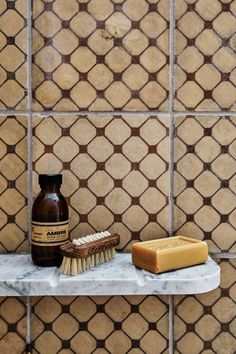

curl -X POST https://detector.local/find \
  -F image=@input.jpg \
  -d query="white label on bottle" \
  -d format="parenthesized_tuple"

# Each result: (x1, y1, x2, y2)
(32, 220, 69, 246)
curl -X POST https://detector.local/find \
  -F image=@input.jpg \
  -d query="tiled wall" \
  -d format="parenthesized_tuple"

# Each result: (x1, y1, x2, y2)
(0, 0, 235, 353)
(32, 115, 169, 249)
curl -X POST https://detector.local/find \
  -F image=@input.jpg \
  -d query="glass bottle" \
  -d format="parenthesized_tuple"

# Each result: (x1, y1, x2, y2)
(31, 174, 69, 267)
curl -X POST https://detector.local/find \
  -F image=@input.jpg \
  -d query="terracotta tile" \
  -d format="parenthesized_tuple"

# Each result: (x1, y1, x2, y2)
(89, 313, 114, 339)
(175, 0, 236, 111)
(0, 0, 28, 109)
(34, 297, 62, 322)
(174, 115, 236, 253)
(33, 332, 62, 354)
(33, 114, 169, 250)
(70, 297, 97, 322)
(32, 295, 168, 354)
(106, 331, 131, 354)
(106, 296, 131, 322)
(0, 115, 28, 252)
(32, 0, 169, 111)
(53, 314, 78, 340)
(140, 330, 167, 354)
(0, 297, 26, 354)
(174, 259, 236, 354)
(71, 332, 96, 354)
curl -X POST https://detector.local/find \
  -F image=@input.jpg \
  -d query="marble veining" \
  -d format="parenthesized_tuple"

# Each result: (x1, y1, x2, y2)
(0, 253, 220, 296)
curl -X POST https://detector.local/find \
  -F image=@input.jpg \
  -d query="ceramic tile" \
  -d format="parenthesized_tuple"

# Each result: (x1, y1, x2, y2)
(0, 0, 28, 109)
(0, 297, 27, 354)
(174, 115, 236, 253)
(174, 259, 236, 354)
(32, 0, 169, 111)
(32, 295, 168, 354)
(1, 3, 236, 354)
(0, 115, 28, 252)
(33, 114, 169, 250)
(174, 0, 236, 111)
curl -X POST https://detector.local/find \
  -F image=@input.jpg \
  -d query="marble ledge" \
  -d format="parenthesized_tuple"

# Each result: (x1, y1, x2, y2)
(0, 253, 220, 296)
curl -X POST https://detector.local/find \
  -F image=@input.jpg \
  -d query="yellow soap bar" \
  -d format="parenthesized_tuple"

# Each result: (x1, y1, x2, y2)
(132, 236, 208, 273)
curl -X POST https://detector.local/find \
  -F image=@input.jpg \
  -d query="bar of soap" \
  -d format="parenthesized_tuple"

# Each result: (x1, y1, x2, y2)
(132, 236, 208, 273)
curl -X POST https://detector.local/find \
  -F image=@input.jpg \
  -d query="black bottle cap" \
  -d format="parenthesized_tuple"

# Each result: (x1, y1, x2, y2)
(39, 174, 62, 187)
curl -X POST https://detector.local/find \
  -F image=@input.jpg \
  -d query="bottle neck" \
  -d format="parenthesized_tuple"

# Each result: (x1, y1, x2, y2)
(40, 184, 61, 193)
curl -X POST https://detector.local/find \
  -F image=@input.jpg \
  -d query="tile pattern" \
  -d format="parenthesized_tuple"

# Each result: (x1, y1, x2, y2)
(32, 295, 169, 354)
(0, 297, 27, 354)
(32, 0, 169, 111)
(175, 0, 236, 111)
(33, 114, 169, 250)
(174, 259, 236, 354)
(174, 115, 236, 253)
(0, 0, 28, 110)
(0, 116, 28, 252)
(0, 1, 236, 354)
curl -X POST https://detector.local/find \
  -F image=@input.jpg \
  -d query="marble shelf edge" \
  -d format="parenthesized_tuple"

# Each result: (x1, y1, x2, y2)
(0, 253, 220, 296)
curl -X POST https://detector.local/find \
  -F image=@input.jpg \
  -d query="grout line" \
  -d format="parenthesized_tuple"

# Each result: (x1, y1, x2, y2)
(27, 117, 32, 248)
(211, 253, 236, 259)
(173, 111, 236, 116)
(1, 110, 236, 116)
(26, 0, 33, 351)
(26, 296, 31, 351)
(168, 0, 175, 238)
(168, 1, 175, 354)
(168, 0, 175, 115)
(0, 111, 30, 115)
(32, 111, 171, 117)
(168, 295, 174, 354)
(168, 115, 174, 237)
(27, 0, 33, 250)
(28, 0, 33, 111)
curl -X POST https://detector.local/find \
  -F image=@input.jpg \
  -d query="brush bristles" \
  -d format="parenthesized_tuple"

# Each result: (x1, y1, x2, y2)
(60, 247, 116, 275)
(60, 231, 117, 276)
(71, 230, 111, 247)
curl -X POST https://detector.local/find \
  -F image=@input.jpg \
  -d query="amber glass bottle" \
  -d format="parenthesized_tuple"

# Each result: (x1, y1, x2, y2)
(31, 174, 69, 267)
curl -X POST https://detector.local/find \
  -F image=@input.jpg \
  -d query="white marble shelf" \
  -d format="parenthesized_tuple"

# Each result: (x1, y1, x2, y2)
(0, 253, 220, 296)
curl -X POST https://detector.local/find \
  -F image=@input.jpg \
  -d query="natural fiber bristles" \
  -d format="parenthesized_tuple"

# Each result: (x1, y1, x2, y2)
(72, 230, 111, 246)
(60, 247, 116, 276)
(60, 231, 117, 276)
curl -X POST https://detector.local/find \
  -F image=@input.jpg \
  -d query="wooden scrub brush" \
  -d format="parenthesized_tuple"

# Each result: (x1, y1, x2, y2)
(60, 231, 120, 276)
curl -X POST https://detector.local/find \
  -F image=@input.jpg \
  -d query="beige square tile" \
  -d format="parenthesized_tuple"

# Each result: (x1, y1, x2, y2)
(32, 295, 168, 354)
(175, 259, 236, 354)
(0, 115, 28, 252)
(174, 115, 236, 253)
(175, 0, 236, 111)
(0, 297, 26, 354)
(33, 114, 169, 250)
(32, 0, 169, 111)
(0, 0, 28, 109)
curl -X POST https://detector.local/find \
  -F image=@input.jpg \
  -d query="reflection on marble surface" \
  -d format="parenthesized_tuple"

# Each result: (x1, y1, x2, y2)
(0, 253, 220, 296)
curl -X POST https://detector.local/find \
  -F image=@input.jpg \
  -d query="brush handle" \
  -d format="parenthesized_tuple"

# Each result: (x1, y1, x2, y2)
(60, 233, 120, 258)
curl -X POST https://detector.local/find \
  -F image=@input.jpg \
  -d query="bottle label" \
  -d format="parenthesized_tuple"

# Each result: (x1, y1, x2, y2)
(32, 220, 69, 246)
